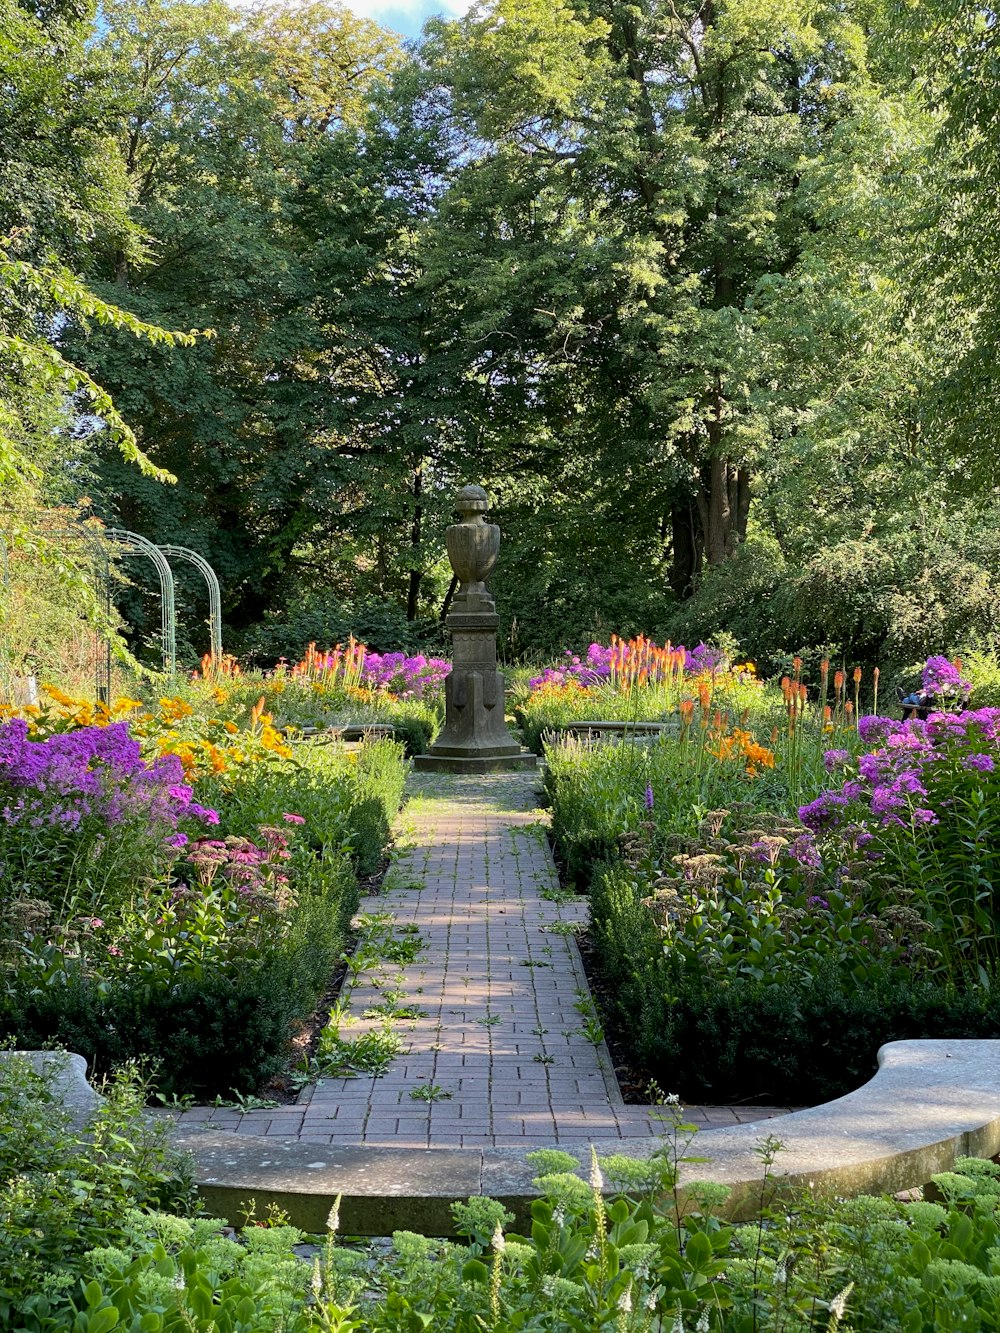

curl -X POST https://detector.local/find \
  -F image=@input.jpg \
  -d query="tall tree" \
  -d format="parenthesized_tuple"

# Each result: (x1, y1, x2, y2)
(413, 0, 896, 597)
(75, 0, 405, 642)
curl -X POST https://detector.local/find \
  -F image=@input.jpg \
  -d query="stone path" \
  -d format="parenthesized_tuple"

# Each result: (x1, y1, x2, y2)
(168, 772, 794, 1146)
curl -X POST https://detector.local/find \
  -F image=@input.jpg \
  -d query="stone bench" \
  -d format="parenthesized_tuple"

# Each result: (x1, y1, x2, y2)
(555, 720, 678, 744)
(14, 1040, 1000, 1234)
(284, 724, 397, 743)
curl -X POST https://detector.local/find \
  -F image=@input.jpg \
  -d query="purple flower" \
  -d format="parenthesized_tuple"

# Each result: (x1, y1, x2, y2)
(799, 789, 852, 832)
(807, 896, 830, 910)
(922, 655, 971, 700)
(823, 749, 850, 772)
(644, 784, 654, 812)
(858, 715, 903, 746)
(790, 833, 822, 870)
(963, 753, 995, 773)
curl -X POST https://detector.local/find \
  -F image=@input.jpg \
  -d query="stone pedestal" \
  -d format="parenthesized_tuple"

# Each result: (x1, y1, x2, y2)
(414, 486, 535, 774)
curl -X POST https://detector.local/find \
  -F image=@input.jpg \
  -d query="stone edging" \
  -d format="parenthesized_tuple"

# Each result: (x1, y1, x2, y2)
(13, 1041, 999, 1234)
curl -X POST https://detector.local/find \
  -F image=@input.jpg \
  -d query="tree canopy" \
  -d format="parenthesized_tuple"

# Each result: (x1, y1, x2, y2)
(3, 0, 999, 671)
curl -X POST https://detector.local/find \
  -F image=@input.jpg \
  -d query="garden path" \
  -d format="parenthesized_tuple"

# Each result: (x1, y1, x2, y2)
(170, 771, 794, 1146)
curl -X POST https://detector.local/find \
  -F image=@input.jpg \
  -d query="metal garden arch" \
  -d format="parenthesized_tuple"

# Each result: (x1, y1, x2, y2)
(107, 528, 176, 677)
(158, 544, 223, 662)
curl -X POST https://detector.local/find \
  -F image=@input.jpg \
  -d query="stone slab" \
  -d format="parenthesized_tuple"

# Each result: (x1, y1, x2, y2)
(413, 753, 537, 773)
(0, 1050, 100, 1129)
(16, 1039, 1000, 1235)
(173, 1131, 484, 1234)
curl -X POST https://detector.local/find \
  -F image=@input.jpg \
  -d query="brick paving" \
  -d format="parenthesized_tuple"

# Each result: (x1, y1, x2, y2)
(167, 770, 796, 1146)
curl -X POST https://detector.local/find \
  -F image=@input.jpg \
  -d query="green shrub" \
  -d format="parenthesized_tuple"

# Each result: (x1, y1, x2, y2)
(589, 860, 1000, 1104)
(0, 1052, 195, 1325)
(28, 1142, 1000, 1332)
(195, 736, 407, 877)
(238, 594, 440, 664)
(2, 853, 358, 1098)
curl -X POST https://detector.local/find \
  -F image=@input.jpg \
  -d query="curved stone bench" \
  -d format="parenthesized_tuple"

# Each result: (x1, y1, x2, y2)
(13, 1040, 1000, 1233)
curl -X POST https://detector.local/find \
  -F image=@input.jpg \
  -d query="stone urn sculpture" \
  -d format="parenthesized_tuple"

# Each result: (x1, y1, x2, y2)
(414, 485, 535, 773)
(445, 485, 499, 612)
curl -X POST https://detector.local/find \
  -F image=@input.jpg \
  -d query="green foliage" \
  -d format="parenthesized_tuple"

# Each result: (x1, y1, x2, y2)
(0, 1052, 196, 1323)
(239, 596, 438, 664)
(4, 866, 355, 1098)
(1, 736, 406, 1096)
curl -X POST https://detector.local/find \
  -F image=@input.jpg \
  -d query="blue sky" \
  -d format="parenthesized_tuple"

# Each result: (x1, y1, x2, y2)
(339, 0, 472, 41)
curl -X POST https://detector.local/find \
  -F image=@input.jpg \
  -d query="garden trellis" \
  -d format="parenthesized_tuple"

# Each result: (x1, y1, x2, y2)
(1, 524, 225, 696)
(158, 544, 223, 662)
(107, 528, 177, 678)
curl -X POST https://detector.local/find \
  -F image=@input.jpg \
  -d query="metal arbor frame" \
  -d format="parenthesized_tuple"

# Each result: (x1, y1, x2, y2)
(107, 528, 176, 677)
(159, 544, 223, 662)
(1, 526, 225, 696)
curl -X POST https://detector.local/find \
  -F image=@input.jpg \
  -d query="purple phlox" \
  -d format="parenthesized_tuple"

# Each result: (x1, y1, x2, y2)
(857, 715, 903, 746)
(360, 652, 450, 699)
(963, 753, 995, 773)
(790, 832, 822, 870)
(0, 718, 201, 837)
(822, 749, 850, 773)
(921, 655, 972, 700)
(798, 789, 853, 832)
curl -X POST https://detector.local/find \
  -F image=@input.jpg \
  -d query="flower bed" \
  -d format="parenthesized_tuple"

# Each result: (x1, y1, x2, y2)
(0, 699, 407, 1097)
(545, 652, 1000, 1102)
(515, 636, 771, 754)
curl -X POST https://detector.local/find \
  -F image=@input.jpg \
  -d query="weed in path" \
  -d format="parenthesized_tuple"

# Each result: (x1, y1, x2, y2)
(212, 1091, 279, 1113)
(363, 1002, 428, 1021)
(409, 1084, 453, 1102)
(475, 1015, 502, 1027)
(540, 885, 576, 904)
(294, 1005, 404, 1083)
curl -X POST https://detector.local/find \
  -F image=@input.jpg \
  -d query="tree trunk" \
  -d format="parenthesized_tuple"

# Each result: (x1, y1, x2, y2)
(670, 505, 701, 598)
(406, 456, 423, 621)
(695, 457, 751, 568)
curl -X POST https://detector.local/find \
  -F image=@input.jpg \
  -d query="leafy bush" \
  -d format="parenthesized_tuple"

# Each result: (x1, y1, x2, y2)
(667, 523, 1000, 677)
(238, 595, 439, 664)
(3, 846, 358, 1096)
(21, 1130, 1000, 1332)
(195, 737, 406, 877)
(589, 842, 1000, 1105)
(0, 1052, 195, 1326)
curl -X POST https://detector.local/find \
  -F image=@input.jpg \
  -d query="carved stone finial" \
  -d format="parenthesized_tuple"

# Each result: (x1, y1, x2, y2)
(455, 484, 489, 520)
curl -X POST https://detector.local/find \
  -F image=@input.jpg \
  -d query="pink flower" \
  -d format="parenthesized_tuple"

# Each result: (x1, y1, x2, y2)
(282, 812, 306, 825)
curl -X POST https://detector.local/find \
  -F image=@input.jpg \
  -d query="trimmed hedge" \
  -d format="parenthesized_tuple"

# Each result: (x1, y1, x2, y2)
(590, 862, 1000, 1104)
(3, 858, 359, 1098)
